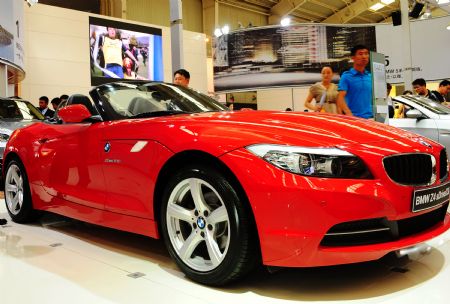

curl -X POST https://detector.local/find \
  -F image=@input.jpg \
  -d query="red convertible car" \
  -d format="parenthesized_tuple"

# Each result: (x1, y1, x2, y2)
(3, 81, 450, 285)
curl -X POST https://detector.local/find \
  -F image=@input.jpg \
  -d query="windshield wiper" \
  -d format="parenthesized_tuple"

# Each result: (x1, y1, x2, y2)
(130, 110, 190, 119)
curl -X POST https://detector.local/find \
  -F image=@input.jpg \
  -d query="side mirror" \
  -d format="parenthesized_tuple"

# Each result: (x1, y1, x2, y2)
(58, 104, 92, 123)
(405, 109, 424, 119)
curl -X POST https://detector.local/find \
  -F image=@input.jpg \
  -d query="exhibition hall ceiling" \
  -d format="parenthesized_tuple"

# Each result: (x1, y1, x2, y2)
(31, 0, 450, 26)
(220, 0, 450, 24)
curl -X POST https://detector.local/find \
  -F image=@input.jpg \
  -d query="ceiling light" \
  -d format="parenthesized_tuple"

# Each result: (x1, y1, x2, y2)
(221, 25, 230, 35)
(369, 3, 385, 11)
(447, 23, 450, 30)
(214, 28, 222, 37)
(280, 17, 291, 26)
(381, 0, 395, 4)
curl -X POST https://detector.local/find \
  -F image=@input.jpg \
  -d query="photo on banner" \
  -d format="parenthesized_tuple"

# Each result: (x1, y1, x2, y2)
(89, 16, 164, 86)
(213, 24, 376, 92)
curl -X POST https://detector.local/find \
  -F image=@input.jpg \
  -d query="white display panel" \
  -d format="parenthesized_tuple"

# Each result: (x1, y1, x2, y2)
(376, 16, 450, 83)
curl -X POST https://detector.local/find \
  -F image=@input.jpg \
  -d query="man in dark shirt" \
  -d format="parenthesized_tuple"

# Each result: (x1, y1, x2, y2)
(38, 96, 55, 118)
(437, 80, 449, 103)
(412, 78, 442, 102)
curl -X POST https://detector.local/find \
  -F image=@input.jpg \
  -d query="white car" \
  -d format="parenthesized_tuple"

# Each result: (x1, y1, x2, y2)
(0, 98, 44, 172)
(389, 95, 450, 151)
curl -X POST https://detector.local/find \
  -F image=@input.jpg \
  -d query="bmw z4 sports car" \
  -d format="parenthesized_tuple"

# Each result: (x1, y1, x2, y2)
(3, 81, 450, 286)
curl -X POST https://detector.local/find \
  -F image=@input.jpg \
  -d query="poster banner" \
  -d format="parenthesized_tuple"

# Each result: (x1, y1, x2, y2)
(213, 24, 376, 92)
(0, 0, 25, 69)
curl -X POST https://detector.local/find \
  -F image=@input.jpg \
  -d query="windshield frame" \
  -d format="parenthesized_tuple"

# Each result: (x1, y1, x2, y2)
(394, 95, 450, 115)
(0, 98, 44, 120)
(90, 81, 228, 121)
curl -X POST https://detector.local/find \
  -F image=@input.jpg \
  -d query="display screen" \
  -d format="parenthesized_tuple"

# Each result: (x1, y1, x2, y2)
(89, 16, 163, 86)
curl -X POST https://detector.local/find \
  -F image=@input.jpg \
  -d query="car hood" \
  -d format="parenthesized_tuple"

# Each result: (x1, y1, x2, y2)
(0, 120, 38, 135)
(124, 111, 434, 155)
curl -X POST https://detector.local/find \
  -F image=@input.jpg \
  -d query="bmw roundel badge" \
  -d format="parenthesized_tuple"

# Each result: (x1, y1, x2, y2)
(104, 142, 111, 152)
(419, 139, 432, 148)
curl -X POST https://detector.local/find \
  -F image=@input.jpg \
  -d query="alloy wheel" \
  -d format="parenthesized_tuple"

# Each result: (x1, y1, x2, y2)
(5, 164, 24, 215)
(166, 177, 231, 272)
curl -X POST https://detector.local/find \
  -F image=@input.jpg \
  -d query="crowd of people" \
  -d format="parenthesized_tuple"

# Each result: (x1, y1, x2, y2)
(37, 94, 68, 119)
(302, 44, 449, 119)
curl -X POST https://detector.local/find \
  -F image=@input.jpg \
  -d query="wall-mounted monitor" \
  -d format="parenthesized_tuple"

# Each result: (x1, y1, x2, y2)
(89, 16, 163, 86)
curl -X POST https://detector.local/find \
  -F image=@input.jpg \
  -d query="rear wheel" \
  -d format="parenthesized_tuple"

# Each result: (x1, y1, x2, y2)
(4, 160, 38, 223)
(160, 165, 258, 285)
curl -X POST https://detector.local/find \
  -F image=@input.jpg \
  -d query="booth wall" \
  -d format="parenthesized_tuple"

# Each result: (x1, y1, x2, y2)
(376, 15, 450, 83)
(257, 87, 309, 112)
(21, 3, 207, 104)
(126, 0, 203, 33)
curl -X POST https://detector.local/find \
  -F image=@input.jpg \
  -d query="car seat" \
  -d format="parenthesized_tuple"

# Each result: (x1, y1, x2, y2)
(128, 97, 163, 115)
(67, 94, 99, 116)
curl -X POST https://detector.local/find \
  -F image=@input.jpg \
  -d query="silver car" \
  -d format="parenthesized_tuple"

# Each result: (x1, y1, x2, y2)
(389, 95, 450, 151)
(0, 98, 44, 171)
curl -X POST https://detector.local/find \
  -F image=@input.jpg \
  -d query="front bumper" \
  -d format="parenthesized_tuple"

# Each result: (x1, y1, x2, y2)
(220, 149, 450, 267)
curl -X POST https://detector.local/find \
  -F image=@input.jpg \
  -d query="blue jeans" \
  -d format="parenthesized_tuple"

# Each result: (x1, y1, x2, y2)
(105, 64, 124, 78)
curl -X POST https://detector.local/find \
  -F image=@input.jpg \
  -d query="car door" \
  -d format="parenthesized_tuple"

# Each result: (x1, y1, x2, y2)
(100, 121, 173, 219)
(37, 121, 106, 209)
(389, 102, 439, 143)
(435, 116, 450, 152)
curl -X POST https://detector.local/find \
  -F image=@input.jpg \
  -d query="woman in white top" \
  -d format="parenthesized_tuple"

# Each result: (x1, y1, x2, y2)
(304, 66, 339, 113)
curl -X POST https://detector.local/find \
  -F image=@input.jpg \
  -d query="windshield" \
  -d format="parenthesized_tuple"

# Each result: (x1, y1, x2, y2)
(399, 95, 450, 115)
(0, 99, 44, 120)
(96, 82, 228, 118)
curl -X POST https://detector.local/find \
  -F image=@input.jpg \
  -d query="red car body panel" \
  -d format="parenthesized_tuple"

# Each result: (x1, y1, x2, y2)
(4, 110, 450, 267)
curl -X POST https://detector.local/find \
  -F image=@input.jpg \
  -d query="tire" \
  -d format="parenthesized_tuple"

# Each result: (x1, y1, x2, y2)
(160, 165, 258, 286)
(4, 159, 39, 223)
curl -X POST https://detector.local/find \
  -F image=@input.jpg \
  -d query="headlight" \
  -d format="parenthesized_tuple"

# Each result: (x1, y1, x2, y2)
(0, 133, 10, 142)
(246, 144, 372, 179)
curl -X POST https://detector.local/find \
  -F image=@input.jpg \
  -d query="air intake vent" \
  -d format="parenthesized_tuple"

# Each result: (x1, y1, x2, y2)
(321, 203, 448, 247)
(383, 154, 433, 186)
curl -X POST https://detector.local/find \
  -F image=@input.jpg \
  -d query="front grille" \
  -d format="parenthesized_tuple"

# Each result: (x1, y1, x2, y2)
(320, 203, 448, 247)
(440, 149, 448, 181)
(383, 154, 433, 185)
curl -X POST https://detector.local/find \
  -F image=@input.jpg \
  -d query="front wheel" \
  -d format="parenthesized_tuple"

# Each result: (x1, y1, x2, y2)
(4, 159, 39, 223)
(160, 165, 258, 285)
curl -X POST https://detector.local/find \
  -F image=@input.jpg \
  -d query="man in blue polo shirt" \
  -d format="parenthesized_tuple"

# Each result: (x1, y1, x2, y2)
(337, 45, 373, 119)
